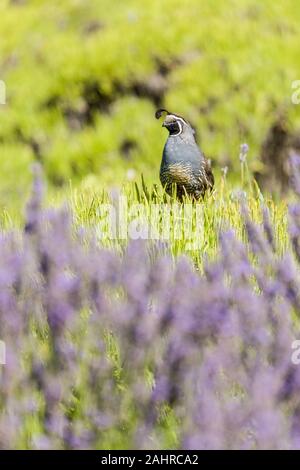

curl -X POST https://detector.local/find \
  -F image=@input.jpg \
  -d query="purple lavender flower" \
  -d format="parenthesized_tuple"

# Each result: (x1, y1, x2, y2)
(2, 164, 300, 450)
(239, 143, 249, 163)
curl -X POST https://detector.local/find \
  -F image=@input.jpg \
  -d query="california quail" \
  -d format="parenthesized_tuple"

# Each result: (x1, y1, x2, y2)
(155, 109, 214, 201)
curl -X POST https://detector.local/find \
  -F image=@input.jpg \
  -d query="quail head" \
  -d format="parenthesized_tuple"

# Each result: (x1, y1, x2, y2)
(155, 109, 214, 201)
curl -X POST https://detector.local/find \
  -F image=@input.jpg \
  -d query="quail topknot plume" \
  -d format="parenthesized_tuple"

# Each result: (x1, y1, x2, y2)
(155, 109, 214, 201)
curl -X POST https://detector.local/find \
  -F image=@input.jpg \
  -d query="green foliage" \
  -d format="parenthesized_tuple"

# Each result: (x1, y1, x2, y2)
(1, 0, 300, 210)
(1, 1, 300, 448)
(66, 171, 288, 267)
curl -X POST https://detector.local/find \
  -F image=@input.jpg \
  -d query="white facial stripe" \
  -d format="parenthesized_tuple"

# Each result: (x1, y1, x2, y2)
(168, 115, 186, 126)
(168, 115, 186, 136)
(172, 120, 183, 136)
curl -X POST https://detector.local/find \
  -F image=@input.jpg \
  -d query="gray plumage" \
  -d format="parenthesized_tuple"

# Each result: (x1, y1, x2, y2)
(155, 109, 214, 200)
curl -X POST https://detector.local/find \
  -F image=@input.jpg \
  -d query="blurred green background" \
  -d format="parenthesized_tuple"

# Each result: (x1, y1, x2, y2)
(1, 0, 300, 210)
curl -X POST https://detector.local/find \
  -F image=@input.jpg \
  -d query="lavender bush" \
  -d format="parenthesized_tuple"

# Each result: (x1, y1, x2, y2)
(1, 165, 300, 449)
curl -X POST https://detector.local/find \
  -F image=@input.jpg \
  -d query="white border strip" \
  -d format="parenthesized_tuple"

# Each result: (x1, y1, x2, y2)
(0, 80, 6, 105)
(0, 340, 6, 365)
